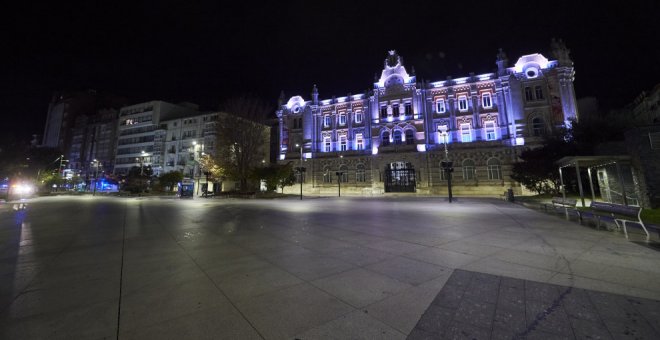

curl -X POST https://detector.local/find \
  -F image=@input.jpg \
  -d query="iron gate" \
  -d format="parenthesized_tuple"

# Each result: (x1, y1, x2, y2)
(384, 162, 416, 192)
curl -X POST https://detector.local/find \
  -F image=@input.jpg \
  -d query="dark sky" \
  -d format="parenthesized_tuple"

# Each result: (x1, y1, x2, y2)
(3, 1, 659, 142)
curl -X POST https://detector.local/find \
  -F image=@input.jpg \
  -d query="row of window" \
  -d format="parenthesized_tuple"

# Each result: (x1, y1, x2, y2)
(380, 102, 413, 118)
(435, 92, 493, 114)
(441, 158, 502, 180)
(381, 130, 415, 146)
(323, 133, 365, 152)
(323, 111, 363, 127)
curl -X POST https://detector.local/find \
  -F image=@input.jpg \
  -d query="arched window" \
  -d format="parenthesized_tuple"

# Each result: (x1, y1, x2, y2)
(532, 117, 545, 136)
(405, 129, 414, 145)
(356, 163, 366, 182)
(338, 164, 348, 183)
(462, 159, 475, 180)
(382, 131, 390, 146)
(393, 130, 402, 145)
(323, 166, 332, 183)
(487, 158, 501, 180)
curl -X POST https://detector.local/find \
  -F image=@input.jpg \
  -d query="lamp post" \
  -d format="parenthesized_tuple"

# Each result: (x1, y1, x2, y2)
(295, 143, 305, 200)
(335, 171, 344, 197)
(139, 151, 149, 176)
(91, 159, 100, 196)
(440, 131, 454, 203)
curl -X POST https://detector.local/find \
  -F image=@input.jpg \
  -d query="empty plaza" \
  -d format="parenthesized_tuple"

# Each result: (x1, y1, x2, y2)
(1, 196, 659, 339)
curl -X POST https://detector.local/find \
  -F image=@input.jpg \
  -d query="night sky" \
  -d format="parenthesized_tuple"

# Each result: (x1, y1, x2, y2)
(3, 1, 659, 142)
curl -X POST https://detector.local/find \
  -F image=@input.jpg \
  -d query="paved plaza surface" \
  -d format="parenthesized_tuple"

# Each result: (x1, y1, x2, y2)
(1, 196, 659, 339)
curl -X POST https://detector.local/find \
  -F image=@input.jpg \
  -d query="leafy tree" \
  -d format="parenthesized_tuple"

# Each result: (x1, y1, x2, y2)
(199, 154, 224, 181)
(158, 171, 184, 191)
(511, 128, 577, 195)
(277, 163, 296, 193)
(122, 165, 153, 193)
(251, 163, 295, 192)
(215, 95, 272, 191)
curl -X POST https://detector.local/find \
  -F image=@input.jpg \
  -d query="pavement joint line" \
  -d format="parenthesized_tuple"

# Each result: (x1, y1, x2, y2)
(148, 201, 268, 340)
(115, 200, 128, 340)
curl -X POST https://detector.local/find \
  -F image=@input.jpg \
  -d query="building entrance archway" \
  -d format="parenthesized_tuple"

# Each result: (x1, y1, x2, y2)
(384, 161, 416, 192)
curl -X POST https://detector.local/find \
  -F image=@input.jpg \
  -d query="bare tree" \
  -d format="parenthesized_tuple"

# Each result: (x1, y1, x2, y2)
(215, 95, 271, 191)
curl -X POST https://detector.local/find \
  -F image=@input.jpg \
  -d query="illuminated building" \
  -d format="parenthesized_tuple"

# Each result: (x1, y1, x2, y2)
(276, 40, 578, 195)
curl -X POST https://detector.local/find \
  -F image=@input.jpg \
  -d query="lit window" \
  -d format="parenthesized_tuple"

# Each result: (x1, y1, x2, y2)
(324, 115, 331, 127)
(487, 158, 502, 180)
(484, 121, 497, 141)
(525, 87, 533, 101)
(355, 111, 363, 123)
(339, 165, 348, 183)
(324, 137, 331, 152)
(437, 125, 449, 144)
(404, 103, 412, 116)
(462, 159, 475, 180)
(356, 164, 366, 182)
(382, 131, 390, 146)
(393, 130, 402, 145)
(356, 133, 364, 150)
(380, 105, 388, 118)
(458, 96, 468, 111)
(482, 93, 492, 108)
(535, 86, 544, 100)
(436, 99, 446, 113)
(339, 114, 346, 126)
(532, 117, 545, 136)
(392, 104, 400, 116)
(340, 135, 347, 151)
(323, 167, 332, 183)
(460, 123, 471, 142)
(405, 130, 414, 145)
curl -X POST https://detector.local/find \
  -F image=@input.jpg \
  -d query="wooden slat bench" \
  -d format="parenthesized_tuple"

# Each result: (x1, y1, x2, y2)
(551, 197, 577, 208)
(586, 202, 649, 240)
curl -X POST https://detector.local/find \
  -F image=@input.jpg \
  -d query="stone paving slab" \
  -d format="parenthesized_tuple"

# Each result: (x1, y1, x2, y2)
(408, 269, 660, 339)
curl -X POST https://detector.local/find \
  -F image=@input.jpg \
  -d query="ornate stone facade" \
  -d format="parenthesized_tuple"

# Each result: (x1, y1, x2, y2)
(277, 43, 578, 196)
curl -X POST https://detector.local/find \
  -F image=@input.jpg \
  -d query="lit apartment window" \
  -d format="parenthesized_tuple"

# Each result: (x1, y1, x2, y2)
(324, 137, 331, 152)
(356, 133, 364, 150)
(340, 135, 347, 151)
(484, 121, 497, 141)
(458, 96, 468, 111)
(380, 105, 388, 118)
(535, 86, 544, 100)
(339, 114, 346, 126)
(324, 115, 331, 127)
(462, 159, 475, 180)
(487, 158, 502, 180)
(355, 111, 363, 123)
(460, 123, 472, 142)
(436, 99, 446, 113)
(482, 93, 492, 108)
(525, 87, 533, 101)
(404, 103, 412, 116)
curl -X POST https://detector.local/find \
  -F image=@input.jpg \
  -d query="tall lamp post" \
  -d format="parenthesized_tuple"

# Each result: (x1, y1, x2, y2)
(295, 143, 305, 200)
(91, 159, 100, 196)
(440, 131, 454, 203)
(139, 151, 149, 176)
(335, 171, 344, 197)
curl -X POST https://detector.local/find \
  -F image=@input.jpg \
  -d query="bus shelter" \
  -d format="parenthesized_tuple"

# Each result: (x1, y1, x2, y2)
(556, 155, 635, 208)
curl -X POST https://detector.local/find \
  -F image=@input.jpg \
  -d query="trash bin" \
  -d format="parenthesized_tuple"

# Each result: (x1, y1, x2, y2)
(506, 188, 514, 202)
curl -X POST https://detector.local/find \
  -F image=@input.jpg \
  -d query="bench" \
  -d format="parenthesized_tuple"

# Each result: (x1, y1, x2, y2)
(587, 202, 649, 240)
(552, 197, 577, 208)
(201, 190, 215, 198)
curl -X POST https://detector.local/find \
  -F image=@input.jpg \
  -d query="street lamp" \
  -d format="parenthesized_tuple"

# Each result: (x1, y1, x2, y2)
(91, 159, 100, 196)
(440, 131, 454, 203)
(295, 143, 305, 200)
(335, 171, 345, 197)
